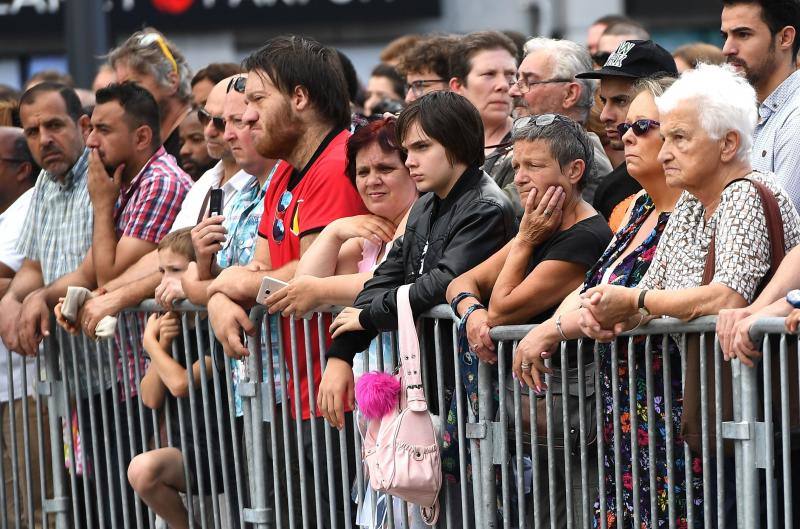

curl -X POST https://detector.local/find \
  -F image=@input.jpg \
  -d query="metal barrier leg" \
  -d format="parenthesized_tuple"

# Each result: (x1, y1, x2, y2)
(451, 326, 471, 529)
(192, 314, 222, 529)
(242, 312, 269, 529)
(44, 334, 69, 529)
(67, 334, 95, 529)
(733, 353, 760, 528)
(477, 361, 496, 529)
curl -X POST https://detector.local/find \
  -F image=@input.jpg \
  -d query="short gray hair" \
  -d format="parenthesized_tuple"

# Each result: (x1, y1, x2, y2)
(522, 38, 596, 123)
(511, 114, 595, 189)
(108, 28, 192, 104)
(655, 63, 756, 162)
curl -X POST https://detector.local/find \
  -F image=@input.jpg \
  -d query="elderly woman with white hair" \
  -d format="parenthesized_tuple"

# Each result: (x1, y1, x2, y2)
(514, 63, 800, 526)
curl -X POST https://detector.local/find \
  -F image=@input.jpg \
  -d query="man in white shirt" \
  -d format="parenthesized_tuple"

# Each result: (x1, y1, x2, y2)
(0, 126, 53, 528)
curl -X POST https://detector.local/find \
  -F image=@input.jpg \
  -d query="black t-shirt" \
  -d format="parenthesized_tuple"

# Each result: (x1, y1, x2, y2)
(524, 214, 613, 323)
(592, 163, 642, 220)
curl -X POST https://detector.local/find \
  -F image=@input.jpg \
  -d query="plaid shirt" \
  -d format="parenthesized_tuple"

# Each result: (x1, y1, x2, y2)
(115, 148, 192, 399)
(15, 149, 106, 396)
(17, 148, 93, 283)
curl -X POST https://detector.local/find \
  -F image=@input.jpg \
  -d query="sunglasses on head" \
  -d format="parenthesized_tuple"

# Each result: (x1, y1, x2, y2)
(617, 119, 661, 137)
(512, 113, 593, 167)
(137, 33, 178, 74)
(197, 107, 225, 132)
(227, 76, 246, 94)
(272, 190, 293, 243)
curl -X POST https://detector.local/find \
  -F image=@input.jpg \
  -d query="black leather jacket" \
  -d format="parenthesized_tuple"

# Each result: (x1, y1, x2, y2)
(327, 165, 517, 363)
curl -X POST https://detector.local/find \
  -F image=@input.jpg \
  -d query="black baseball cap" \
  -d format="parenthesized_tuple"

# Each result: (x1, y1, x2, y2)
(576, 40, 678, 80)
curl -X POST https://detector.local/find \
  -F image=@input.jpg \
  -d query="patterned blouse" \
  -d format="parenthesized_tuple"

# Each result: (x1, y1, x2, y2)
(639, 171, 800, 302)
(583, 193, 669, 290)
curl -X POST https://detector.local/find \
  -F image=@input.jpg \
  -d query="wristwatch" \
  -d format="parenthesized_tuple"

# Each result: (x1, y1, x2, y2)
(637, 289, 651, 316)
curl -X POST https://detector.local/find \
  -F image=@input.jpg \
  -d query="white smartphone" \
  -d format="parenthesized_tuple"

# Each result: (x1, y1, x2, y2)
(255, 276, 288, 305)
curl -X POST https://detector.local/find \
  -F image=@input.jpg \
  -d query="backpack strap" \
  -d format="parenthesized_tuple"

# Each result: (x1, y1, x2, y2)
(396, 284, 427, 410)
(702, 177, 785, 287)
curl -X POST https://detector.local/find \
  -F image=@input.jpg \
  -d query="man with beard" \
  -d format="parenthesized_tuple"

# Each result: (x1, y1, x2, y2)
(71, 78, 253, 334)
(108, 28, 193, 165)
(722, 0, 800, 212)
(177, 108, 215, 180)
(205, 36, 367, 528)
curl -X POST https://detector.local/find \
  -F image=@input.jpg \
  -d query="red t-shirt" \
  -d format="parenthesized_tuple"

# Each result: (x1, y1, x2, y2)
(258, 129, 368, 419)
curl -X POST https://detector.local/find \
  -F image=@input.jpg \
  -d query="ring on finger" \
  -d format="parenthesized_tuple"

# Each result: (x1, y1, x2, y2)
(544, 210, 553, 217)
(520, 361, 531, 372)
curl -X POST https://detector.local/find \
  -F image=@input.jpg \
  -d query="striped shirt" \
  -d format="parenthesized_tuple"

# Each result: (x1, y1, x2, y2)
(115, 148, 193, 399)
(16, 148, 93, 283)
(752, 69, 800, 214)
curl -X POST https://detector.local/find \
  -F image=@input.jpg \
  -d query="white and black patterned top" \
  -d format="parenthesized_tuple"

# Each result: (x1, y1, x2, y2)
(639, 170, 800, 303)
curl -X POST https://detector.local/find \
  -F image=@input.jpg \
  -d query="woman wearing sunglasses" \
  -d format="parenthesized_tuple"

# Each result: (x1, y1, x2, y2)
(264, 118, 418, 372)
(511, 75, 691, 528)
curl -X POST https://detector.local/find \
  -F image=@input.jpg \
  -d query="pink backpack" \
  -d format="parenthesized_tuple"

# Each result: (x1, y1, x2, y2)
(360, 284, 442, 525)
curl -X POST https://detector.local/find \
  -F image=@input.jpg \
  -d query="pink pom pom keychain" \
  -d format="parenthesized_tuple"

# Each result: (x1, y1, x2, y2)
(355, 372, 401, 419)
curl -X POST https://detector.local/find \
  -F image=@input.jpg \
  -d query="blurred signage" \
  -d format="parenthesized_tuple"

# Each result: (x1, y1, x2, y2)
(0, 0, 441, 34)
(626, 0, 719, 24)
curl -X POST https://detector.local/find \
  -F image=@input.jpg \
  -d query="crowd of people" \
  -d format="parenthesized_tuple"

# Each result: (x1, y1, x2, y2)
(0, 0, 798, 528)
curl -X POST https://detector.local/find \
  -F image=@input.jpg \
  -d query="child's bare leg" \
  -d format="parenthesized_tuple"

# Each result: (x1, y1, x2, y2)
(128, 447, 191, 529)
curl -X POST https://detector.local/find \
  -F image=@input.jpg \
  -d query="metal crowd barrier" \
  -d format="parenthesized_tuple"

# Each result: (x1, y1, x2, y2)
(2, 303, 796, 528)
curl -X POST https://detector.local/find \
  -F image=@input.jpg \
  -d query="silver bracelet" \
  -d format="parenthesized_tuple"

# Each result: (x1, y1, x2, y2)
(630, 313, 645, 331)
(555, 313, 568, 341)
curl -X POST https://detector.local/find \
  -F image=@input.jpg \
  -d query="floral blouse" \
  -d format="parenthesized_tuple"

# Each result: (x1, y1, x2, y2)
(583, 193, 670, 291)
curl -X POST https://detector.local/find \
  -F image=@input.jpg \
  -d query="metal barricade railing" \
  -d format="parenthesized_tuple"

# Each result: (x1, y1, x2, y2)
(1, 302, 793, 528)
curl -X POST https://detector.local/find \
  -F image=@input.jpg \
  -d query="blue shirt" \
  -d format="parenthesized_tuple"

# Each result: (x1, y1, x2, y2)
(752, 69, 800, 213)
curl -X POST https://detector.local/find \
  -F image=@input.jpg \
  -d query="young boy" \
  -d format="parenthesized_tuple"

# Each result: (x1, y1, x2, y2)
(318, 91, 518, 428)
(127, 228, 228, 529)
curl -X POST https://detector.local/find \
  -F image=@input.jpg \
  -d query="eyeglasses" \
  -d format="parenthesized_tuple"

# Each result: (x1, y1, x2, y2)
(591, 52, 611, 66)
(617, 119, 661, 137)
(515, 77, 573, 94)
(197, 107, 225, 133)
(137, 32, 178, 75)
(272, 190, 293, 243)
(407, 79, 446, 98)
(226, 76, 246, 94)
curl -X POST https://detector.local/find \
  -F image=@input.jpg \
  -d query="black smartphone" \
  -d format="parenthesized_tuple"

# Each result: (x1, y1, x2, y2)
(209, 188, 223, 217)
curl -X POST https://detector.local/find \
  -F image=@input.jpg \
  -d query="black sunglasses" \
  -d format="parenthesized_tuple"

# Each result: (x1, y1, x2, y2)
(272, 190, 293, 243)
(617, 119, 661, 137)
(227, 76, 246, 94)
(197, 107, 225, 133)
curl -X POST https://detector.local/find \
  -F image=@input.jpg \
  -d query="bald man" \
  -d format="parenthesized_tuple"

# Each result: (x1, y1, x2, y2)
(75, 76, 254, 324)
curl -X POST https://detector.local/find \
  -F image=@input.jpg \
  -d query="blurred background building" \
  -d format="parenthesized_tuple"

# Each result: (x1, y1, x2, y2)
(0, 0, 722, 89)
